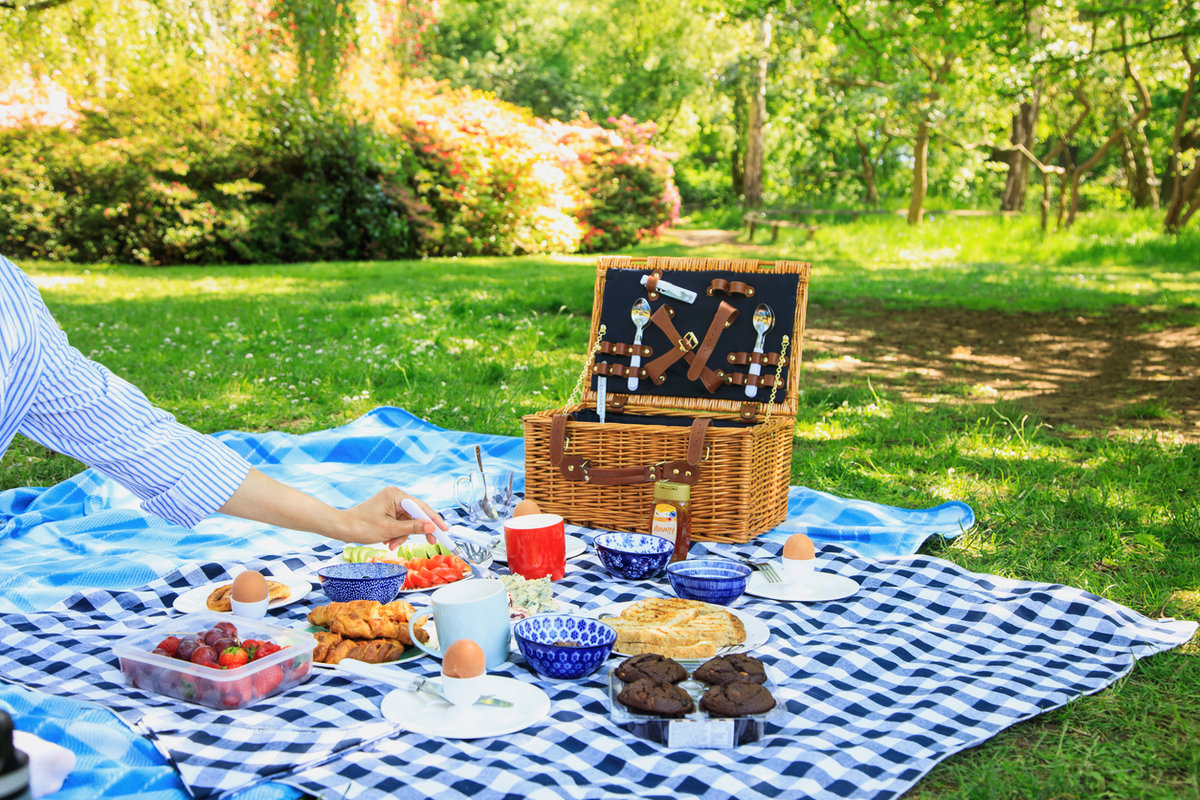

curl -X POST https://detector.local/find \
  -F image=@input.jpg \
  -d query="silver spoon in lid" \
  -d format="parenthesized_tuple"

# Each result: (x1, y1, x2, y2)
(745, 303, 775, 398)
(627, 298, 651, 392)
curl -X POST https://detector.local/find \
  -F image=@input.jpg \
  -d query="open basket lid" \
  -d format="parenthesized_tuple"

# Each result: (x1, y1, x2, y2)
(581, 255, 810, 421)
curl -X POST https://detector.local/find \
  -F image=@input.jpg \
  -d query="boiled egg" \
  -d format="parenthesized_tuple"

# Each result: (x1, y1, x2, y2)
(442, 638, 486, 679)
(231, 569, 269, 604)
(512, 498, 541, 518)
(782, 533, 816, 561)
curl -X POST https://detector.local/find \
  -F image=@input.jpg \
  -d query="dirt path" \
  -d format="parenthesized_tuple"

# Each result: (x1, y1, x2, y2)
(804, 303, 1200, 442)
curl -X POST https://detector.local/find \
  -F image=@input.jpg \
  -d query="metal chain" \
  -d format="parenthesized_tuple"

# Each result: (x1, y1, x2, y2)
(763, 334, 789, 423)
(568, 323, 607, 407)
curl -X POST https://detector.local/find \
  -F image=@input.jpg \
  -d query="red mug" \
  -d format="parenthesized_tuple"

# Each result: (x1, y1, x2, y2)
(504, 513, 567, 581)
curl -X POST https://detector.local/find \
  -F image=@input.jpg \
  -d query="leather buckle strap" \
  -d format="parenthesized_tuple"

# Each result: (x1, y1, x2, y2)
(592, 362, 645, 379)
(724, 371, 777, 388)
(644, 305, 728, 393)
(549, 416, 710, 485)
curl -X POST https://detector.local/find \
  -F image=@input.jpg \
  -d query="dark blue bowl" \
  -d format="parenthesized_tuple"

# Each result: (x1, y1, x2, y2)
(666, 559, 751, 606)
(513, 614, 617, 680)
(593, 532, 675, 580)
(316, 562, 407, 603)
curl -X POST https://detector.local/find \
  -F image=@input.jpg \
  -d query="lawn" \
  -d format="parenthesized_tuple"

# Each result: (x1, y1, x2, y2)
(6, 211, 1200, 799)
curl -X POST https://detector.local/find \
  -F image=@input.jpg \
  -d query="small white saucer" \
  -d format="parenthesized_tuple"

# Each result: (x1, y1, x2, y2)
(379, 675, 550, 738)
(744, 570, 859, 602)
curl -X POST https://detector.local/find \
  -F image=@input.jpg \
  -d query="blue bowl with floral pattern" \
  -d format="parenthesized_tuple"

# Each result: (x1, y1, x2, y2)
(316, 562, 406, 604)
(666, 559, 750, 606)
(513, 614, 617, 680)
(593, 532, 675, 581)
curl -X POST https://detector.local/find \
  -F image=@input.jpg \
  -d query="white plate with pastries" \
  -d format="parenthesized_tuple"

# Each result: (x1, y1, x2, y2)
(173, 573, 312, 615)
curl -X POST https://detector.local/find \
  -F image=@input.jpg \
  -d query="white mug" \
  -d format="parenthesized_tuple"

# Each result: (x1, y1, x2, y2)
(408, 578, 511, 669)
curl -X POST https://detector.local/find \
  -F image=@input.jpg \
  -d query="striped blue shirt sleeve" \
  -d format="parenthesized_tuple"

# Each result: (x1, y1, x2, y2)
(1, 258, 252, 528)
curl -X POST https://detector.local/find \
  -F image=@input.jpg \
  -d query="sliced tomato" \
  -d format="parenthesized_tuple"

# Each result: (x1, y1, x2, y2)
(431, 567, 461, 584)
(407, 570, 431, 590)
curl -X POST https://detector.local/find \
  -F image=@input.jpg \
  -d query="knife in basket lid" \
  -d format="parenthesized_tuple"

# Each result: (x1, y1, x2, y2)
(334, 659, 513, 707)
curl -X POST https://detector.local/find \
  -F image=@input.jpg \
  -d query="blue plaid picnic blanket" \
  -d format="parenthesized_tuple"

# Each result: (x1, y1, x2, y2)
(0, 529, 1193, 800)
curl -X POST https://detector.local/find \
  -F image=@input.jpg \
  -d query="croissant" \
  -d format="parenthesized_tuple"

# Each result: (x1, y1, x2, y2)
(311, 631, 409, 665)
(306, 600, 421, 645)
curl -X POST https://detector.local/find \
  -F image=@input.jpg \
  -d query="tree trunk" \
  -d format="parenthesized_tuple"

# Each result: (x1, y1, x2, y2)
(854, 132, 879, 207)
(742, 15, 772, 210)
(1120, 104, 1159, 208)
(1000, 96, 1039, 211)
(907, 121, 930, 225)
(1164, 44, 1199, 233)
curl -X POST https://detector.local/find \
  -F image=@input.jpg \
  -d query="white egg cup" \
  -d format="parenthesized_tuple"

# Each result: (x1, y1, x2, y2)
(440, 673, 484, 706)
(780, 557, 817, 585)
(230, 597, 269, 619)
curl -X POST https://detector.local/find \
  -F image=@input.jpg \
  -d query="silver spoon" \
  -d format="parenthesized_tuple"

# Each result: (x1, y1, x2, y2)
(627, 298, 651, 392)
(745, 304, 775, 398)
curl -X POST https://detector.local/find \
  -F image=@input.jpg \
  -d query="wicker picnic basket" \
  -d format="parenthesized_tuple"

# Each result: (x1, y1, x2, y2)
(522, 255, 809, 543)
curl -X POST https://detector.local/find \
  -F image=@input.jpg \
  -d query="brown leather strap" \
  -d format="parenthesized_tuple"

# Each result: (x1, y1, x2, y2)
(549, 415, 709, 485)
(687, 301, 738, 383)
(597, 341, 652, 358)
(724, 371, 777, 388)
(644, 272, 661, 300)
(644, 305, 727, 393)
(643, 305, 691, 385)
(726, 351, 785, 367)
(593, 362, 645, 379)
(707, 279, 756, 298)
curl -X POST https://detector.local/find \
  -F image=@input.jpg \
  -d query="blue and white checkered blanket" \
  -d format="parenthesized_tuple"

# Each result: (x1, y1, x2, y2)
(1, 532, 1193, 800)
(5, 407, 1184, 800)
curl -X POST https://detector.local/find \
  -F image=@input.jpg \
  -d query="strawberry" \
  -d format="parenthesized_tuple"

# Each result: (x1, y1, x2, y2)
(253, 641, 283, 660)
(156, 636, 181, 657)
(220, 676, 254, 708)
(218, 646, 249, 668)
(241, 639, 263, 659)
(252, 664, 284, 697)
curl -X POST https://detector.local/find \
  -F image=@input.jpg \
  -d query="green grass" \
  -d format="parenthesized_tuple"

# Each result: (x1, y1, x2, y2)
(6, 210, 1200, 799)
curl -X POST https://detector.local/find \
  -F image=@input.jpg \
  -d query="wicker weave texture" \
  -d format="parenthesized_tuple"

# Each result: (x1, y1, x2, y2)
(523, 407, 794, 543)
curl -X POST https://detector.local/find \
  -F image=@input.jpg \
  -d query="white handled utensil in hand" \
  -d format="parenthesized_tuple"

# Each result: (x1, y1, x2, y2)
(745, 303, 775, 399)
(627, 298, 651, 392)
(400, 498, 485, 579)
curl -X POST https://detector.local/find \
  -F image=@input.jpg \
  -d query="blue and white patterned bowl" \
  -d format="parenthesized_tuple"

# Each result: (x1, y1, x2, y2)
(593, 532, 675, 581)
(666, 559, 751, 606)
(513, 614, 617, 680)
(316, 562, 407, 604)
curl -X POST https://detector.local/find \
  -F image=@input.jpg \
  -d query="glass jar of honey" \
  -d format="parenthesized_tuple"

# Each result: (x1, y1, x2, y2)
(648, 479, 691, 563)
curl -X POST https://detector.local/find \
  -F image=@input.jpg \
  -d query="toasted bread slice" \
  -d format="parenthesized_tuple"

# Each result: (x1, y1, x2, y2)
(617, 639, 720, 660)
(617, 597, 704, 625)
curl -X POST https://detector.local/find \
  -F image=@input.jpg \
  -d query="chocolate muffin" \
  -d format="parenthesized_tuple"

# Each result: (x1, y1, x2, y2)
(699, 681, 775, 717)
(614, 653, 688, 685)
(617, 678, 694, 718)
(692, 654, 767, 686)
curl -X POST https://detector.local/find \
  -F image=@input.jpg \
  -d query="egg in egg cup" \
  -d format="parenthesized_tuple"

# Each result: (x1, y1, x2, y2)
(780, 533, 817, 585)
(230, 569, 270, 618)
(441, 639, 486, 706)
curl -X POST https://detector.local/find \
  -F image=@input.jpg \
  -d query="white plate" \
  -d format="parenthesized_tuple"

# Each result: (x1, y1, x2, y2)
(492, 534, 587, 564)
(588, 601, 770, 662)
(744, 570, 859, 602)
(379, 675, 550, 739)
(173, 574, 312, 614)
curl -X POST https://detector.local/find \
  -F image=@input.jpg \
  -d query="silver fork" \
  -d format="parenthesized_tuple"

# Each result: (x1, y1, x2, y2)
(739, 557, 784, 584)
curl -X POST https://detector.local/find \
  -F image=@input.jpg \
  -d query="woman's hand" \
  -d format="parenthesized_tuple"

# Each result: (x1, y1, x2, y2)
(336, 487, 448, 548)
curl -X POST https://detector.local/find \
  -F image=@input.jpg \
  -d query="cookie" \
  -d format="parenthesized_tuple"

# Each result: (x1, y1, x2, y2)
(614, 653, 688, 684)
(205, 580, 291, 612)
(692, 654, 767, 686)
(616, 678, 694, 718)
(699, 681, 776, 718)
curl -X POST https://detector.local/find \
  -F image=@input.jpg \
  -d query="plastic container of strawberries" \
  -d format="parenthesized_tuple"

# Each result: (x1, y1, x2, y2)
(113, 611, 315, 710)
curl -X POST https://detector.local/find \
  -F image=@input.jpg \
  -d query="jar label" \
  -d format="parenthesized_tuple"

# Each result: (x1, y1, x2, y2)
(650, 503, 678, 541)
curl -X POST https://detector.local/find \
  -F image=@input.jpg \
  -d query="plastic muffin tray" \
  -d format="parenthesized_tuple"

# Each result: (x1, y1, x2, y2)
(113, 611, 316, 710)
(606, 662, 785, 747)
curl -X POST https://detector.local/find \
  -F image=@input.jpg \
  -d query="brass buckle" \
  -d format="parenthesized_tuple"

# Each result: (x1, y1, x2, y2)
(677, 331, 699, 353)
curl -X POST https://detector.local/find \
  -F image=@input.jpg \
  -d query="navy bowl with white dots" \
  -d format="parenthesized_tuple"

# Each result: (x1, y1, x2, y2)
(316, 562, 407, 603)
(666, 559, 750, 606)
(592, 532, 674, 580)
(513, 614, 617, 680)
